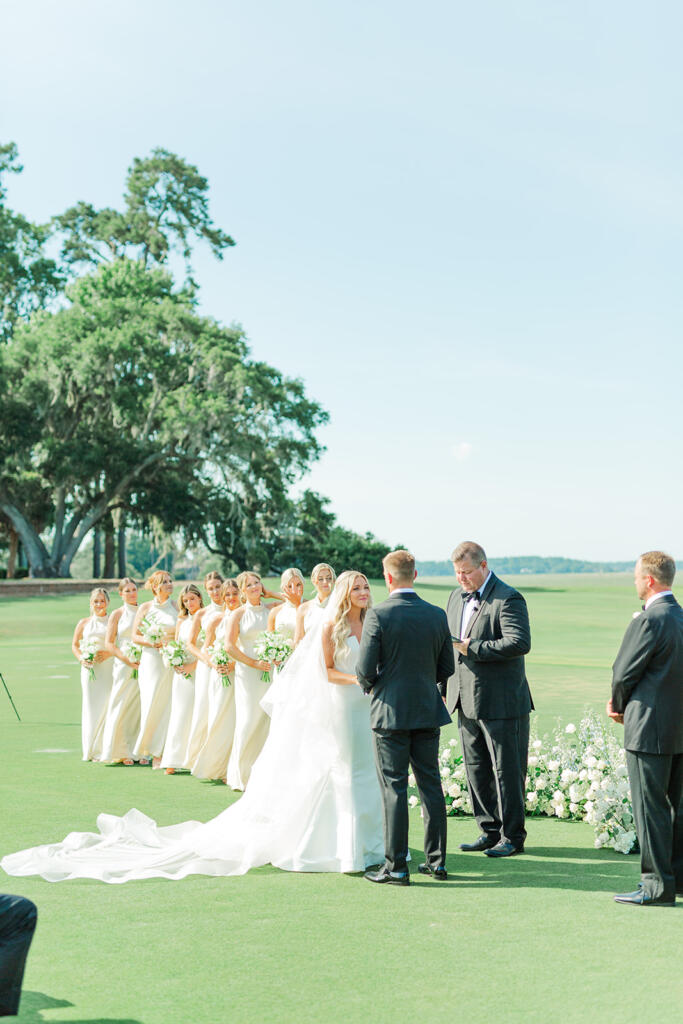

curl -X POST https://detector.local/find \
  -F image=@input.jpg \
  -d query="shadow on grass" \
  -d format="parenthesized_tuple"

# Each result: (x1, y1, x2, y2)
(18, 990, 144, 1023)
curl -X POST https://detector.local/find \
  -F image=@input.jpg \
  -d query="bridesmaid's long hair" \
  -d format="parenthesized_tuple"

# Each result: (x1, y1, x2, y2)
(178, 583, 204, 618)
(145, 570, 173, 595)
(220, 578, 241, 607)
(89, 587, 110, 613)
(236, 571, 262, 602)
(329, 571, 371, 661)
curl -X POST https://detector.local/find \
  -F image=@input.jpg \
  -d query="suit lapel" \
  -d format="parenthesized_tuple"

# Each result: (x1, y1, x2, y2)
(463, 573, 496, 638)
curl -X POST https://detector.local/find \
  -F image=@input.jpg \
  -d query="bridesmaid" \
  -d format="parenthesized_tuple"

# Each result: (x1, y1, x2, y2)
(71, 588, 114, 762)
(225, 571, 275, 791)
(100, 577, 141, 765)
(192, 578, 240, 781)
(161, 584, 202, 775)
(293, 563, 336, 645)
(131, 570, 178, 768)
(267, 568, 305, 645)
(184, 571, 225, 769)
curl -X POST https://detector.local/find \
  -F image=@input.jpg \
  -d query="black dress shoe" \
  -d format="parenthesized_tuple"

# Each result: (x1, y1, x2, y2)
(484, 840, 524, 858)
(364, 867, 410, 886)
(614, 889, 675, 906)
(418, 863, 448, 880)
(459, 835, 498, 852)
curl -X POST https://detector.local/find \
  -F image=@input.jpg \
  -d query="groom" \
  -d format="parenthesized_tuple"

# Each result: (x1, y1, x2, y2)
(357, 550, 455, 885)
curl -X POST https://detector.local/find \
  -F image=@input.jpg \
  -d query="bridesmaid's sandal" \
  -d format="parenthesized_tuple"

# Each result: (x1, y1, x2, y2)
(152, 757, 162, 770)
(123, 759, 134, 766)
(139, 758, 151, 766)
(165, 767, 175, 775)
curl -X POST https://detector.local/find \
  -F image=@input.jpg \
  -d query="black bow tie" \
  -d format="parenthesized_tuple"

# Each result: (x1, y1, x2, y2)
(464, 591, 479, 603)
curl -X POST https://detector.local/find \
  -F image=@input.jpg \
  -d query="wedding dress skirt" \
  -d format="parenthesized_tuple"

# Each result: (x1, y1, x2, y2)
(2, 629, 384, 882)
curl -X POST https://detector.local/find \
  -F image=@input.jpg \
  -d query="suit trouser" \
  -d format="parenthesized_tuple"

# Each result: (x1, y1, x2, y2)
(626, 749, 683, 900)
(458, 712, 529, 848)
(0, 894, 37, 1017)
(372, 728, 447, 873)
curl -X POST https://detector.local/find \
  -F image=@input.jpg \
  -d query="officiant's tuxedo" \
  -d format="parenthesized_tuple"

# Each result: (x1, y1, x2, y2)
(611, 594, 683, 900)
(443, 573, 533, 850)
(356, 591, 454, 874)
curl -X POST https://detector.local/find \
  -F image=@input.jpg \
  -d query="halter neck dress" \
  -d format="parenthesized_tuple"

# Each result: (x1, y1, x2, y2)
(100, 603, 140, 762)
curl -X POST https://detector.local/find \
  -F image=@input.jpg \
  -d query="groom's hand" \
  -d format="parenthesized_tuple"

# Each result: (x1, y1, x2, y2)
(453, 638, 470, 657)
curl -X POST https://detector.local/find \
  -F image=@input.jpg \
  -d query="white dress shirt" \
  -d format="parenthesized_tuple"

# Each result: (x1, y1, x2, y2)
(644, 590, 673, 609)
(460, 571, 492, 635)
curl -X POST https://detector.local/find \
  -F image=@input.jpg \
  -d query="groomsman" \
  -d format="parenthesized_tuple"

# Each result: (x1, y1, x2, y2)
(608, 551, 683, 906)
(0, 894, 37, 1017)
(443, 542, 533, 857)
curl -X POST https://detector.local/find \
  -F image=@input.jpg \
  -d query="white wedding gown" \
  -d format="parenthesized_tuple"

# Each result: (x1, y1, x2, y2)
(1, 622, 384, 883)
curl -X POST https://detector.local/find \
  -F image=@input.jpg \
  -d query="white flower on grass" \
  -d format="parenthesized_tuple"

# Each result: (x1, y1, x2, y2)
(528, 755, 538, 767)
(614, 830, 636, 854)
(448, 783, 462, 798)
(532, 739, 543, 750)
(584, 755, 597, 769)
(408, 773, 416, 787)
(579, 769, 588, 781)
(569, 802, 579, 814)
(408, 795, 419, 808)
(449, 737, 457, 747)
(565, 723, 577, 734)
(596, 759, 607, 771)
(526, 791, 538, 806)
(547, 759, 560, 772)
(554, 804, 566, 818)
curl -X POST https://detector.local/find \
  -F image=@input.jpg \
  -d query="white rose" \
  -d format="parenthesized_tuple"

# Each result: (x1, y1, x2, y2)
(579, 769, 588, 781)
(596, 759, 607, 771)
(547, 760, 560, 772)
(584, 755, 597, 769)
(532, 739, 543, 750)
(526, 791, 538, 805)
(528, 755, 538, 767)
(554, 804, 566, 818)
(408, 795, 419, 808)
(569, 802, 579, 814)
(565, 723, 576, 734)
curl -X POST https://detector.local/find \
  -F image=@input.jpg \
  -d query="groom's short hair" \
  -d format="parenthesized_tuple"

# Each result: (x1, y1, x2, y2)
(638, 551, 675, 586)
(451, 541, 486, 566)
(383, 549, 415, 584)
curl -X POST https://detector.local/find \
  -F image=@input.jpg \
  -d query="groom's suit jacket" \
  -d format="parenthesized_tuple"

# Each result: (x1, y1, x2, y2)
(356, 591, 454, 731)
(442, 573, 533, 720)
(611, 594, 683, 755)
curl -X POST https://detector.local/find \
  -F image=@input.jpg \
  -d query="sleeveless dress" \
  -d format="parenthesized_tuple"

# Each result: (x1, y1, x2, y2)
(79, 615, 114, 761)
(184, 602, 223, 768)
(225, 603, 273, 791)
(99, 604, 141, 763)
(1, 628, 385, 881)
(304, 595, 329, 631)
(160, 615, 197, 771)
(133, 599, 178, 760)
(192, 611, 236, 781)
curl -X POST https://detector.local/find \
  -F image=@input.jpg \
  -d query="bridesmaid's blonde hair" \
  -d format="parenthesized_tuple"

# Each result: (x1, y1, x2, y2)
(178, 583, 203, 618)
(117, 577, 137, 594)
(311, 563, 336, 585)
(236, 571, 262, 601)
(145, 570, 173, 594)
(329, 571, 371, 661)
(281, 567, 304, 589)
(89, 587, 110, 611)
(220, 578, 241, 605)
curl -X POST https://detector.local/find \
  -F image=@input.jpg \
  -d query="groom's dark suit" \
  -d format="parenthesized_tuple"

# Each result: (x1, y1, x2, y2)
(356, 591, 454, 873)
(443, 573, 533, 849)
(611, 593, 683, 900)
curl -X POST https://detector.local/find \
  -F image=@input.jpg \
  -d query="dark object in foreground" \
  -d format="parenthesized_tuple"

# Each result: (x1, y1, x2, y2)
(0, 894, 37, 1017)
(484, 841, 525, 858)
(459, 835, 498, 852)
(614, 888, 675, 907)
(364, 868, 410, 886)
(417, 863, 448, 880)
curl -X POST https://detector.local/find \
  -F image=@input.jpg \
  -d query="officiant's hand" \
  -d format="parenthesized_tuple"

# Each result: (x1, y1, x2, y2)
(606, 698, 624, 724)
(453, 638, 470, 657)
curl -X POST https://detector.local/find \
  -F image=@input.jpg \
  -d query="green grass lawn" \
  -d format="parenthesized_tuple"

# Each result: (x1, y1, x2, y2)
(0, 575, 681, 1024)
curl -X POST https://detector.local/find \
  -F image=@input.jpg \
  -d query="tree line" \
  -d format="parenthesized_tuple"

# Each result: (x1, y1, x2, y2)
(0, 143, 398, 580)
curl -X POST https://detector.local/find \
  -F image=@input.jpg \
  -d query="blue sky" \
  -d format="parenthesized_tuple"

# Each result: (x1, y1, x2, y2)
(3, 1, 681, 562)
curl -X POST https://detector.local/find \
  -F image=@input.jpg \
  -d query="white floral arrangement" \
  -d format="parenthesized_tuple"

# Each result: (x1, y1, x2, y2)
(139, 615, 166, 645)
(161, 640, 191, 677)
(253, 630, 294, 682)
(121, 640, 143, 679)
(79, 636, 101, 681)
(198, 627, 207, 645)
(208, 638, 233, 687)
(409, 711, 637, 855)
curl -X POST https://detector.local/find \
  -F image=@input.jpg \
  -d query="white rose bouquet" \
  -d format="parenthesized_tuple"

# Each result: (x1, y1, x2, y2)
(139, 615, 166, 645)
(161, 640, 192, 677)
(253, 630, 294, 682)
(209, 638, 233, 686)
(121, 640, 143, 679)
(79, 636, 101, 682)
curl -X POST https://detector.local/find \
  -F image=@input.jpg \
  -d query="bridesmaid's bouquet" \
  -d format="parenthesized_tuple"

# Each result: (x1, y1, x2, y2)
(139, 615, 166, 645)
(79, 636, 101, 682)
(253, 630, 294, 682)
(121, 640, 143, 679)
(208, 639, 233, 686)
(198, 627, 207, 645)
(161, 640, 192, 678)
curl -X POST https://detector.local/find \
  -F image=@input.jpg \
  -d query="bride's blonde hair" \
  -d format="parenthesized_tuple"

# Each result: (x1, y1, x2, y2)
(329, 571, 371, 661)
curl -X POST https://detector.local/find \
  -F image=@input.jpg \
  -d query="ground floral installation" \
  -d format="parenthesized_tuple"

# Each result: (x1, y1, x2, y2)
(409, 710, 637, 855)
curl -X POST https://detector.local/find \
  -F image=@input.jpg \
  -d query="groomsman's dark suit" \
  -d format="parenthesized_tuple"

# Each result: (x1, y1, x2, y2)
(356, 591, 455, 876)
(611, 594, 683, 903)
(0, 894, 37, 1017)
(443, 574, 533, 852)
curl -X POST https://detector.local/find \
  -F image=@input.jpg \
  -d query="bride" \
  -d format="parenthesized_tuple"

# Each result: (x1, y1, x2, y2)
(1, 572, 384, 882)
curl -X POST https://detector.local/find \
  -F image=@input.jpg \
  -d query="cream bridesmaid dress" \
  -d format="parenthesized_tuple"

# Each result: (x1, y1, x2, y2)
(160, 614, 197, 771)
(133, 598, 178, 760)
(192, 611, 236, 781)
(79, 615, 114, 761)
(184, 602, 223, 769)
(100, 604, 140, 763)
(225, 603, 271, 791)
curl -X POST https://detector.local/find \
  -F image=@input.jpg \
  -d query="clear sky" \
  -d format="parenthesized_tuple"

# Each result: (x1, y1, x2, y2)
(2, 1, 681, 562)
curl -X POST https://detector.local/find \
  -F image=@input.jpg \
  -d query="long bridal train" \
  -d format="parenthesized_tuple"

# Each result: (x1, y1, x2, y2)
(1, 593, 384, 883)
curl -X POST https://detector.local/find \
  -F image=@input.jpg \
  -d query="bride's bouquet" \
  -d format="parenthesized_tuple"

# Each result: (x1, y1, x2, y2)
(139, 615, 166, 645)
(161, 640, 192, 678)
(208, 638, 233, 686)
(253, 630, 294, 682)
(121, 640, 143, 679)
(79, 636, 101, 682)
